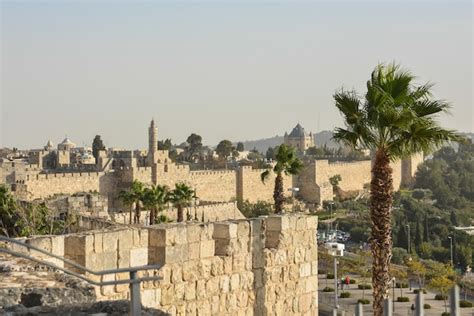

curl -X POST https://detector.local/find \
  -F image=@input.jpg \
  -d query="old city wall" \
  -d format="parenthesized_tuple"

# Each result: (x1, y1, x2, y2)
(19, 172, 117, 202)
(10, 214, 318, 315)
(237, 166, 293, 203)
(110, 202, 245, 224)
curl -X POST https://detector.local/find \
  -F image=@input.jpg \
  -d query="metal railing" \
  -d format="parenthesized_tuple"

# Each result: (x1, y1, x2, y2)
(0, 236, 162, 315)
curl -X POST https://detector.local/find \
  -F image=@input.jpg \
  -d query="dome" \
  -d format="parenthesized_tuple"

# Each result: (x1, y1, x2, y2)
(46, 140, 53, 147)
(288, 123, 309, 138)
(60, 138, 75, 146)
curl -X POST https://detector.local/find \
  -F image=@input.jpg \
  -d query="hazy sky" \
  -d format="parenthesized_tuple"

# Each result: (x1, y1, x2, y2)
(1, 0, 472, 150)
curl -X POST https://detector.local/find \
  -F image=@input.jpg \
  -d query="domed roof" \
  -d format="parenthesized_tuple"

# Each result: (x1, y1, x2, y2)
(46, 140, 53, 147)
(288, 123, 309, 138)
(60, 138, 75, 146)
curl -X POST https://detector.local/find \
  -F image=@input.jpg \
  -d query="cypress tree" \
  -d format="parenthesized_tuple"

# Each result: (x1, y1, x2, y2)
(423, 213, 429, 242)
(414, 218, 422, 248)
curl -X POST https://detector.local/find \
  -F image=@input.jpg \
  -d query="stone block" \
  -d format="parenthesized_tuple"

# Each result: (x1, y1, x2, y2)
(210, 256, 224, 276)
(210, 295, 220, 314)
(184, 281, 196, 301)
(299, 262, 312, 277)
(130, 247, 148, 267)
(306, 216, 318, 230)
(186, 301, 197, 316)
(236, 221, 250, 237)
(199, 223, 214, 241)
(305, 275, 318, 293)
(298, 293, 312, 313)
(311, 260, 318, 275)
(219, 275, 230, 293)
(230, 273, 240, 291)
(115, 272, 129, 293)
(27, 237, 52, 257)
(296, 217, 307, 230)
(182, 260, 199, 282)
(161, 284, 174, 306)
(50, 235, 65, 257)
(100, 273, 116, 296)
(223, 256, 233, 274)
(117, 249, 130, 268)
(206, 277, 219, 296)
(93, 233, 103, 253)
(170, 264, 182, 283)
(186, 224, 201, 243)
(213, 222, 238, 239)
(232, 255, 246, 272)
(141, 289, 157, 308)
(174, 282, 185, 301)
(196, 279, 206, 299)
(266, 215, 290, 231)
(265, 231, 280, 248)
(250, 218, 264, 236)
(117, 229, 133, 251)
(102, 231, 118, 253)
(199, 240, 215, 258)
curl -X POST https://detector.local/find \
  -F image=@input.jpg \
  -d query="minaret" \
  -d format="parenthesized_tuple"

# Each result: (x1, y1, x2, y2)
(148, 119, 158, 165)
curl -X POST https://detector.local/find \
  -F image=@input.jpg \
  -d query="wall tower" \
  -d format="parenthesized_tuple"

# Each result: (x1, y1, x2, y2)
(147, 119, 158, 166)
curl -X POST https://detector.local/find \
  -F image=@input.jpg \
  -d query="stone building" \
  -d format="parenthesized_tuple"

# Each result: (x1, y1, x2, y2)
(284, 123, 315, 153)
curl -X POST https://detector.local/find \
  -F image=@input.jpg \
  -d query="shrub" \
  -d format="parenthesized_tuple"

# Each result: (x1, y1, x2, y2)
(423, 304, 431, 309)
(326, 273, 335, 279)
(358, 284, 372, 290)
(322, 287, 334, 292)
(460, 300, 473, 308)
(435, 294, 448, 300)
(349, 279, 356, 284)
(395, 282, 408, 288)
(397, 297, 409, 302)
(357, 299, 370, 305)
(441, 312, 450, 316)
(318, 270, 327, 275)
(340, 292, 351, 298)
(413, 289, 427, 294)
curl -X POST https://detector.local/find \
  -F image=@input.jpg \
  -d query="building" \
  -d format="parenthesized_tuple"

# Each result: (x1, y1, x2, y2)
(284, 123, 315, 152)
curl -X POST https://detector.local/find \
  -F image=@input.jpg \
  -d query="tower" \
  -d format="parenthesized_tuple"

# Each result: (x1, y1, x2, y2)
(147, 119, 158, 165)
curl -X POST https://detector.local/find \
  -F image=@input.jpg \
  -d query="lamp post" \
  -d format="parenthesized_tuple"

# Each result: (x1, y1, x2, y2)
(392, 277, 396, 313)
(448, 236, 453, 266)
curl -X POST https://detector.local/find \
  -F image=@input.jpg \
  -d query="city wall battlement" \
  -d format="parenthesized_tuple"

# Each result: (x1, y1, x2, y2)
(8, 214, 319, 315)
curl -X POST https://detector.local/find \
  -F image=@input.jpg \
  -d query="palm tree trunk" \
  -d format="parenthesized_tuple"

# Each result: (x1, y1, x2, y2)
(135, 202, 141, 224)
(149, 207, 155, 225)
(129, 205, 133, 224)
(273, 172, 284, 213)
(370, 149, 394, 316)
(177, 206, 184, 222)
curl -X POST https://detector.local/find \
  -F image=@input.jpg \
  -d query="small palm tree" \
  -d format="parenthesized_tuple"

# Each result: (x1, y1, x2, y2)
(119, 180, 145, 224)
(143, 185, 169, 225)
(169, 183, 195, 223)
(333, 62, 463, 315)
(261, 144, 303, 213)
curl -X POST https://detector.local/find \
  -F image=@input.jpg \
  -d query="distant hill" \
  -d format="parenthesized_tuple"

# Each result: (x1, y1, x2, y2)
(238, 130, 339, 153)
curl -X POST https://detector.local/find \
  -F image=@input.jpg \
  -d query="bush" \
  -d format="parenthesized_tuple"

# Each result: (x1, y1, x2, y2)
(441, 312, 450, 316)
(358, 284, 372, 290)
(349, 279, 356, 284)
(339, 292, 350, 298)
(396, 282, 408, 288)
(318, 270, 327, 275)
(423, 304, 431, 309)
(322, 287, 334, 292)
(435, 294, 448, 300)
(357, 299, 370, 305)
(326, 273, 335, 279)
(397, 297, 409, 302)
(413, 289, 427, 294)
(460, 300, 473, 308)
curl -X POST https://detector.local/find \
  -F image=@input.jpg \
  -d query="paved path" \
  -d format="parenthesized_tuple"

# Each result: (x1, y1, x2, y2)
(318, 274, 474, 315)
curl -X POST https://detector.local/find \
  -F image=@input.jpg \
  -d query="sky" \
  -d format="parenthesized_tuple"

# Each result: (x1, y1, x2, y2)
(1, 0, 473, 150)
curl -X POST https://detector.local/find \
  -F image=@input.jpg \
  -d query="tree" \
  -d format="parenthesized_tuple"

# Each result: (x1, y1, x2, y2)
(169, 183, 195, 222)
(329, 174, 342, 193)
(430, 274, 455, 314)
(216, 140, 235, 160)
(391, 267, 408, 298)
(414, 218, 422, 249)
(266, 146, 278, 161)
(450, 210, 458, 226)
(92, 135, 106, 162)
(306, 146, 325, 157)
(355, 250, 372, 301)
(236, 142, 245, 152)
(332, 62, 463, 315)
(396, 223, 408, 250)
(412, 189, 425, 201)
(407, 260, 426, 290)
(143, 185, 169, 225)
(261, 144, 303, 213)
(186, 133, 203, 161)
(423, 213, 429, 242)
(119, 180, 145, 224)
(158, 138, 173, 150)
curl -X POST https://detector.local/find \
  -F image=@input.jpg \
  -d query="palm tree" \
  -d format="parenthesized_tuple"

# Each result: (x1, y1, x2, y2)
(333, 62, 463, 315)
(261, 144, 303, 213)
(169, 183, 195, 223)
(143, 185, 169, 225)
(119, 180, 145, 224)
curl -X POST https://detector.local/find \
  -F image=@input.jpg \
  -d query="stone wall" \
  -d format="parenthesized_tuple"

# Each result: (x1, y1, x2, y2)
(8, 215, 318, 315)
(110, 202, 245, 225)
(237, 166, 293, 203)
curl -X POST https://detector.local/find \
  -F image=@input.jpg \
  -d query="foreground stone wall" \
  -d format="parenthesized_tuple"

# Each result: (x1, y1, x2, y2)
(8, 215, 318, 315)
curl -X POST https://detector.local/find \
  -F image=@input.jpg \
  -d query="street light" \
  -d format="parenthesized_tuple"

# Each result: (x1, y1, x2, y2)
(448, 236, 453, 266)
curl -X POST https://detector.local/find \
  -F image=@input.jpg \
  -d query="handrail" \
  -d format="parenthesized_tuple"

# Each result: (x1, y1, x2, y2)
(0, 235, 162, 315)
(0, 235, 161, 276)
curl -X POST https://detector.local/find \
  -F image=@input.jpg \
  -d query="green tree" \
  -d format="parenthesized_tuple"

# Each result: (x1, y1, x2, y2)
(414, 218, 422, 249)
(119, 180, 145, 224)
(158, 138, 173, 150)
(186, 133, 203, 161)
(261, 144, 303, 213)
(412, 189, 425, 200)
(407, 260, 426, 290)
(92, 135, 106, 162)
(169, 183, 195, 222)
(216, 140, 235, 160)
(430, 274, 455, 314)
(423, 213, 429, 242)
(391, 267, 408, 298)
(236, 142, 244, 152)
(143, 185, 169, 225)
(265, 146, 278, 160)
(450, 210, 458, 226)
(333, 63, 462, 315)
(355, 250, 372, 300)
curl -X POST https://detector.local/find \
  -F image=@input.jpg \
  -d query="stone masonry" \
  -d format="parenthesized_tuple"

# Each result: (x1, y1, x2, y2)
(8, 214, 318, 315)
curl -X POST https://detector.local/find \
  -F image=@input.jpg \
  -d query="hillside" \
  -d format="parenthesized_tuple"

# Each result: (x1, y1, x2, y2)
(238, 130, 338, 153)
